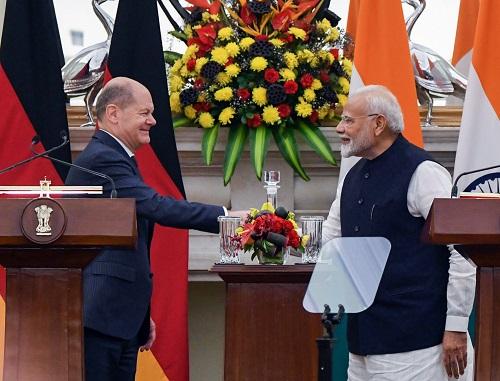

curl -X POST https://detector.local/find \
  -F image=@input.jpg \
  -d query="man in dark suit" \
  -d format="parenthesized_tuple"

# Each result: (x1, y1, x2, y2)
(65, 77, 244, 380)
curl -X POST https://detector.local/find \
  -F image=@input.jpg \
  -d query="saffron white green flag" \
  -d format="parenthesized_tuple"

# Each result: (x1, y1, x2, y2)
(454, 0, 500, 194)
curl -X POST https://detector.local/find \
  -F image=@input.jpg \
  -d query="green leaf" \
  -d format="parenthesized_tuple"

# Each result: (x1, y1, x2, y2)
(296, 120, 337, 166)
(173, 116, 191, 128)
(202, 124, 219, 165)
(163, 51, 182, 66)
(223, 124, 249, 186)
(249, 126, 271, 180)
(272, 125, 310, 181)
(168, 30, 188, 43)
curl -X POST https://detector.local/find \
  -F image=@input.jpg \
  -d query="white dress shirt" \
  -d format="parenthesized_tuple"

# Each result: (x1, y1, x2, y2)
(323, 160, 476, 332)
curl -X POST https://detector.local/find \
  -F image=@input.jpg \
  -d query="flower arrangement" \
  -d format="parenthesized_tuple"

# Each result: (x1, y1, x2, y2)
(166, 0, 351, 185)
(236, 202, 308, 264)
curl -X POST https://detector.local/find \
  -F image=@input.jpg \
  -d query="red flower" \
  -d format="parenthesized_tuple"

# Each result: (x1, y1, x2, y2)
(271, 9, 292, 31)
(319, 70, 330, 83)
(277, 104, 291, 118)
(283, 220, 294, 233)
(194, 79, 204, 90)
(330, 48, 339, 60)
(300, 73, 314, 88)
(240, 4, 256, 25)
(246, 113, 262, 128)
(293, 20, 310, 33)
(283, 33, 294, 43)
(309, 110, 319, 123)
(264, 68, 280, 83)
(196, 24, 217, 45)
(193, 102, 211, 112)
(225, 57, 234, 67)
(255, 34, 268, 41)
(288, 229, 300, 248)
(237, 88, 251, 101)
(186, 58, 196, 71)
(283, 80, 298, 94)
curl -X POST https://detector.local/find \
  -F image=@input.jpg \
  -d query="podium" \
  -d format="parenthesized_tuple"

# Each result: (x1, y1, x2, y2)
(424, 198, 500, 381)
(211, 264, 321, 381)
(0, 197, 136, 381)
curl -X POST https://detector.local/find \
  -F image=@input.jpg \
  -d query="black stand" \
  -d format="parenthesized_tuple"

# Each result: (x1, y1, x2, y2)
(317, 304, 345, 381)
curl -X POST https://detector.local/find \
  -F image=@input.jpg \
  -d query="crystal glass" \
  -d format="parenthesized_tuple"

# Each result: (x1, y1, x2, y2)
(263, 170, 280, 209)
(300, 216, 324, 263)
(217, 216, 241, 264)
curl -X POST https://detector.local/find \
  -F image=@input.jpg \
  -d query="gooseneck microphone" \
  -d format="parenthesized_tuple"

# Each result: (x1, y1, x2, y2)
(451, 163, 500, 198)
(31, 133, 118, 199)
(0, 133, 70, 175)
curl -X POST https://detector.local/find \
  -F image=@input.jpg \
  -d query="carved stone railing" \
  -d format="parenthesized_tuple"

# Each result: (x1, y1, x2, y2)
(67, 106, 463, 278)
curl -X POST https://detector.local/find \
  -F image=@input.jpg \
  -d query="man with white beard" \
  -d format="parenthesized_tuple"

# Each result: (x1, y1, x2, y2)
(322, 85, 475, 380)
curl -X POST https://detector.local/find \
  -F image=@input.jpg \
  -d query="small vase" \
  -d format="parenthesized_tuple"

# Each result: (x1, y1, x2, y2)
(255, 247, 289, 265)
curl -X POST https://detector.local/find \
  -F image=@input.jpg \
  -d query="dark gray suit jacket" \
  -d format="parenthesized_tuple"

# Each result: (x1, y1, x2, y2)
(65, 130, 223, 343)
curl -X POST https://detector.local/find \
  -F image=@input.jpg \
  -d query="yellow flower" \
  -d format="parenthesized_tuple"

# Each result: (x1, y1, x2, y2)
(288, 27, 307, 40)
(303, 89, 316, 102)
(316, 18, 331, 34)
(195, 57, 208, 73)
(249, 207, 259, 218)
(225, 42, 240, 57)
(342, 58, 353, 77)
(338, 94, 348, 106)
(179, 66, 190, 78)
(252, 87, 267, 106)
(168, 75, 184, 92)
(262, 106, 281, 125)
(280, 68, 296, 80)
(250, 57, 268, 71)
(214, 87, 233, 101)
(269, 38, 285, 47)
(182, 44, 198, 63)
(284, 52, 298, 70)
(338, 76, 350, 93)
(169, 92, 182, 113)
(301, 234, 310, 247)
(297, 49, 314, 63)
(197, 92, 207, 103)
(240, 37, 255, 50)
(171, 59, 183, 75)
(295, 100, 313, 117)
(219, 107, 235, 125)
(260, 202, 275, 213)
(291, 219, 298, 229)
(310, 57, 319, 68)
(225, 64, 241, 78)
(325, 27, 340, 42)
(184, 105, 197, 120)
(311, 79, 323, 90)
(318, 104, 330, 120)
(199, 112, 215, 128)
(211, 47, 229, 65)
(216, 72, 231, 85)
(218, 27, 233, 41)
(319, 50, 334, 65)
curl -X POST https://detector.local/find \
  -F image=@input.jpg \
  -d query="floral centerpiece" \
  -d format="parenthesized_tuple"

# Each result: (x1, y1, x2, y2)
(235, 202, 308, 264)
(165, 0, 352, 185)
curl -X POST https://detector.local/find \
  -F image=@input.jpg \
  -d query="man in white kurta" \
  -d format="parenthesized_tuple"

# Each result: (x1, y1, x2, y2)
(322, 85, 476, 380)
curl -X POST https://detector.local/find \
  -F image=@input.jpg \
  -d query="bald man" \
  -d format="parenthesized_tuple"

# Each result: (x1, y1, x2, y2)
(66, 77, 243, 380)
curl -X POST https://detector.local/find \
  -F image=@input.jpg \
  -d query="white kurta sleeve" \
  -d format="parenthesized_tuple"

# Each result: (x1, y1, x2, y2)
(322, 177, 344, 243)
(407, 161, 476, 332)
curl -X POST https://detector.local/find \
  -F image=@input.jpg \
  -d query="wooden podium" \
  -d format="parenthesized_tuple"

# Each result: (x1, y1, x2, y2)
(211, 264, 321, 381)
(424, 198, 500, 381)
(0, 197, 136, 381)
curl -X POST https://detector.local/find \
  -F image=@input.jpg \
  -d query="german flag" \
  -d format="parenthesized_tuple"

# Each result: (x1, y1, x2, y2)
(0, 0, 71, 378)
(105, 0, 189, 380)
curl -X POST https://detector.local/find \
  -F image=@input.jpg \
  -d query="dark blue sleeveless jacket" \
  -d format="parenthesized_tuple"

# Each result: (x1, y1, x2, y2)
(341, 135, 449, 355)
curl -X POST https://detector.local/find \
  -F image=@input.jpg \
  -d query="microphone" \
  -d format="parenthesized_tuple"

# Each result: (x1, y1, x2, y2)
(0, 134, 69, 175)
(451, 163, 500, 197)
(30, 138, 118, 199)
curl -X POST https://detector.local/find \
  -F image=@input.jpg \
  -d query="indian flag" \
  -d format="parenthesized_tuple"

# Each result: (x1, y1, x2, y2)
(454, 0, 500, 194)
(452, 0, 479, 77)
(339, 0, 422, 179)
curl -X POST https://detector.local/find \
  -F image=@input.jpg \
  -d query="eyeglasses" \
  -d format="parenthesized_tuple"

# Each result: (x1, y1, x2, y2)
(339, 113, 379, 126)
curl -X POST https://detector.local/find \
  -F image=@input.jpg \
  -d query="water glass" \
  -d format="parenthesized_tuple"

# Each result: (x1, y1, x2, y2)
(217, 216, 241, 264)
(300, 216, 324, 263)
